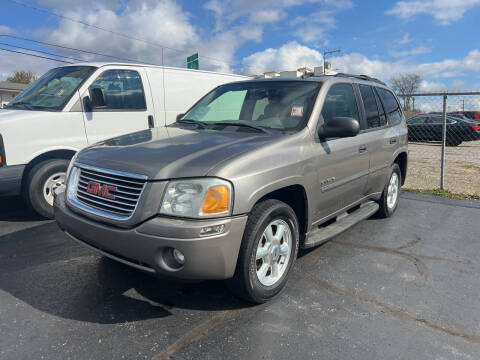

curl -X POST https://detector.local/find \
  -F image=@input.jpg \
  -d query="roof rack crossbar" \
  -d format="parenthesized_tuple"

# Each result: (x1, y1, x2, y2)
(333, 73, 386, 86)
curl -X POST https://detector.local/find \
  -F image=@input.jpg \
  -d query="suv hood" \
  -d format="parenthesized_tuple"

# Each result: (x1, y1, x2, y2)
(76, 126, 280, 180)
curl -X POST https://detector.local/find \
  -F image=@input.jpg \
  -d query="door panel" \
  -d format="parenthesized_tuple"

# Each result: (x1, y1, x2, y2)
(313, 134, 370, 220)
(82, 68, 153, 144)
(312, 83, 369, 221)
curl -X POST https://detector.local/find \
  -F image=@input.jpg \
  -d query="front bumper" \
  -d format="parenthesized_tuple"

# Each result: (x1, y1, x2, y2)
(54, 189, 248, 280)
(0, 165, 25, 196)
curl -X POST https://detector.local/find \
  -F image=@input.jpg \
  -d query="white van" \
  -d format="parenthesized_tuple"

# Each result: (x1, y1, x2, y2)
(0, 62, 248, 218)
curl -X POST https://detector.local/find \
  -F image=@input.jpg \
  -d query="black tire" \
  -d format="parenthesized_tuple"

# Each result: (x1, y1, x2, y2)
(24, 158, 70, 219)
(227, 199, 299, 304)
(376, 163, 402, 218)
(446, 138, 461, 146)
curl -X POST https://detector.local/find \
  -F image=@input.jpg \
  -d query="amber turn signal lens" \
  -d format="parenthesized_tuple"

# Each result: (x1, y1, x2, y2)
(202, 185, 229, 214)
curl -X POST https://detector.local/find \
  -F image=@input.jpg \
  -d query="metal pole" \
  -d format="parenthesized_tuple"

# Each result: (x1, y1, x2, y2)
(440, 95, 447, 189)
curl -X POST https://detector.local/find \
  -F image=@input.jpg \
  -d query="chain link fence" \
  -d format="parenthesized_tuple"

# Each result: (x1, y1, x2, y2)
(399, 92, 480, 197)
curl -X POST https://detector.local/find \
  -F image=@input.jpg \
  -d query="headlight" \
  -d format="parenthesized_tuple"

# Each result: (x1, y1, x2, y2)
(66, 166, 80, 202)
(66, 152, 78, 179)
(160, 178, 232, 218)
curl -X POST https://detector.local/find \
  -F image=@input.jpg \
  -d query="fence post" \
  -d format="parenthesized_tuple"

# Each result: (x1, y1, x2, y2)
(440, 95, 447, 189)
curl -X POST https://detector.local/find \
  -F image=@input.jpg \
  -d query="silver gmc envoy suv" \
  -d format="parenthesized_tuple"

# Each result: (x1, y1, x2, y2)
(54, 74, 408, 303)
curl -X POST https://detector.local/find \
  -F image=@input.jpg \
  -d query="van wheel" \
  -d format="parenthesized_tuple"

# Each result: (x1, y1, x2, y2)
(377, 163, 402, 218)
(25, 159, 70, 219)
(227, 199, 299, 304)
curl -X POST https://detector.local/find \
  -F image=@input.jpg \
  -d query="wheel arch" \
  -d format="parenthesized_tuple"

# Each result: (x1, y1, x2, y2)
(21, 149, 77, 192)
(254, 184, 309, 239)
(393, 151, 408, 185)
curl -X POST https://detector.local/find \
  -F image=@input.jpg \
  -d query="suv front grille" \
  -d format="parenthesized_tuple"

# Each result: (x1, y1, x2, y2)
(71, 163, 147, 220)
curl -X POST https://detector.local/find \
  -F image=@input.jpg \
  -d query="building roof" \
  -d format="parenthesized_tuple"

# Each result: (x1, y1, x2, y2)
(0, 81, 28, 91)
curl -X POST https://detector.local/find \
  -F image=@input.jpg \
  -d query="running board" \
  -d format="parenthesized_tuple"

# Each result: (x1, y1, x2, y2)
(303, 201, 379, 249)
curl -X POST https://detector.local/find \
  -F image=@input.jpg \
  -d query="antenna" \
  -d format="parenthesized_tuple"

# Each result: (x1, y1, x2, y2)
(323, 49, 341, 75)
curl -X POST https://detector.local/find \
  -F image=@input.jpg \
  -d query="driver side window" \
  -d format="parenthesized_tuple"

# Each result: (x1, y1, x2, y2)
(321, 83, 359, 124)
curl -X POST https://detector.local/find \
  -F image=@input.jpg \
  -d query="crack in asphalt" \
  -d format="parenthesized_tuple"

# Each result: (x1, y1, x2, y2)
(331, 240, 428, 278)
(295, 270, 480, 345)
(152, 308, 245, 360)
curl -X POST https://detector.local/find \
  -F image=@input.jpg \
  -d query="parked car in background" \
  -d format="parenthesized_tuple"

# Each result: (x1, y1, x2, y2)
(407, 113, 480, 146)
(0, 63, 247, 218)
(54, 73, 408, 303)
(450, 110, 480, 122)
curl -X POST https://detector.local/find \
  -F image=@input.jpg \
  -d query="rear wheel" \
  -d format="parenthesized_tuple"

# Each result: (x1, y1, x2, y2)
(228, 199, 299, 304)
(25, 159, 69, 219)
(446, 138, 461, 146)
(376, 163, 401, 218)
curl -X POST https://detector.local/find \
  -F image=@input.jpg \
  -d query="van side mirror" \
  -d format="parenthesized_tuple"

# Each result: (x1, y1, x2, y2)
(176, 113, 185, 121)
(318, 117, 360, 139)
(90, 87, 107, 108)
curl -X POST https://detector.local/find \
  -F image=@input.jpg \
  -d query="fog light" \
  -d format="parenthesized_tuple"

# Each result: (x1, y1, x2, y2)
(172, 248, 185, 265)
(200, 224, 225, 236)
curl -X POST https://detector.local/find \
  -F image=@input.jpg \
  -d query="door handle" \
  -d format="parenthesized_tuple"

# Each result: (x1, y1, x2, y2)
(389, 137, 397, 144)
(148, 115, 154, 128)
(358, 144, 367, 153)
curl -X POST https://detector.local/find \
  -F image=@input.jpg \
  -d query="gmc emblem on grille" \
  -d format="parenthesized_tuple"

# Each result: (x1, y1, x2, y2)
(85, 181, 117, 200)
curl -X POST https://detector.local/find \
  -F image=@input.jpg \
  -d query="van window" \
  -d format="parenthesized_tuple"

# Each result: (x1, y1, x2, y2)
(89, 70, 146, 111)
(377, 88, 402, 125)
(321, 83, 359, 124)
(359, 85, 386, 129)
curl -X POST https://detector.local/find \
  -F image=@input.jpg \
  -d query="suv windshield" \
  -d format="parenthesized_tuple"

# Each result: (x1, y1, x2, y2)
(179, 81, 321, 132)
(6, 66, 96, 111)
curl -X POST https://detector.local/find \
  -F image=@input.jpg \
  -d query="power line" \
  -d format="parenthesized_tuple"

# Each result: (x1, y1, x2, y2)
(0, 47, 73, 63)
(0, 35, 148, 64)
(0, 41, 85, 62)
(7, 0, 237, 67)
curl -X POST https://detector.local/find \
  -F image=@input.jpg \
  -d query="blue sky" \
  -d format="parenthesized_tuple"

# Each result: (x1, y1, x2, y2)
(1, 0, 480, 91)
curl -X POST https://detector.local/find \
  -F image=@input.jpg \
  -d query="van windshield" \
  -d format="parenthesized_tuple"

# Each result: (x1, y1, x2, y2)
(179, 81, 321, 132)
(6, 66, 96, 111)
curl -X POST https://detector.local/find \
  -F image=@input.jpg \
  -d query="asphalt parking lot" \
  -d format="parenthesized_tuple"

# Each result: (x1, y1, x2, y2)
(1, 192, 480, 359)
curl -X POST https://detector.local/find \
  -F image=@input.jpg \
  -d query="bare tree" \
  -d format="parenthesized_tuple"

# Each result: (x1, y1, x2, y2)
(7, 70, 37, 84)
(390, 73, 421, 111)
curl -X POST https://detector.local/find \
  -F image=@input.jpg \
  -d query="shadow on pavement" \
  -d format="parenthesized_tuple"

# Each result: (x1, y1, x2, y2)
(0, 196, 45, 222)
(0, 222, 248, 325)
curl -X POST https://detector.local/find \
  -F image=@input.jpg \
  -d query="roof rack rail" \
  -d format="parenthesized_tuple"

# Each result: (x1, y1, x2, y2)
(334, 73, 386, 86)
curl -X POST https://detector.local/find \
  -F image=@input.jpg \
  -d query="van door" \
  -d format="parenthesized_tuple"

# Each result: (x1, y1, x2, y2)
(82, 68, 154, 144)
(312, 83, 370, 221)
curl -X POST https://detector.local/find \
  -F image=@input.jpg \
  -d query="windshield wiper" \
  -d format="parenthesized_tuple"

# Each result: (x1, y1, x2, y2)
(6, 101, 35, 110)
(175, 119, 208, 129)
(209, 122, 271, 134)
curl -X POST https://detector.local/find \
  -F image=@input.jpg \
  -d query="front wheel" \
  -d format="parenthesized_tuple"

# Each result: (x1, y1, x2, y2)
(376, 163, 402, 218)
(24, 158, 70, 219)
(227, 199, 299, 304)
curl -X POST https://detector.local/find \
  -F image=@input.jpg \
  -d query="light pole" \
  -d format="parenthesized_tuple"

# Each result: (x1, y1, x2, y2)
(323, 49, 341, 75)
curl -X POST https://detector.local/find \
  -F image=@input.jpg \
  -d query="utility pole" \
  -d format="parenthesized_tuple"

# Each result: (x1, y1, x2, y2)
(323, 49, 341, 75)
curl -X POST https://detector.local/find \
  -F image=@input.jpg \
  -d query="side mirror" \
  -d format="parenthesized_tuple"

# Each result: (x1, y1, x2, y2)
(90, 87, 107, 108)
(176, 113, 185, 121)
(318, 117, 360, 139)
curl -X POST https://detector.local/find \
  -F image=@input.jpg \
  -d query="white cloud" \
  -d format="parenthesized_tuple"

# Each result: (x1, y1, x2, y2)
(397, 33, 412, 45)
(387, 0, 480, 25)
(451, 79, 467, 90)
(41, 0, 242, 72)
(241, 41, 480, 93)
(0, 25, 15, 35)
(0, 48, 58, 81)
(419, 80, 447, 92)
(389, 45, 430, 58)
(242, 41, 323, 73)
(249, 9, 286, 23)
(292, 11, 336, 43)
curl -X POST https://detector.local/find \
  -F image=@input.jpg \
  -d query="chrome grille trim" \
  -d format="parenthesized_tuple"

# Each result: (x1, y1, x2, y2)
(68, 162, 147, 221)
